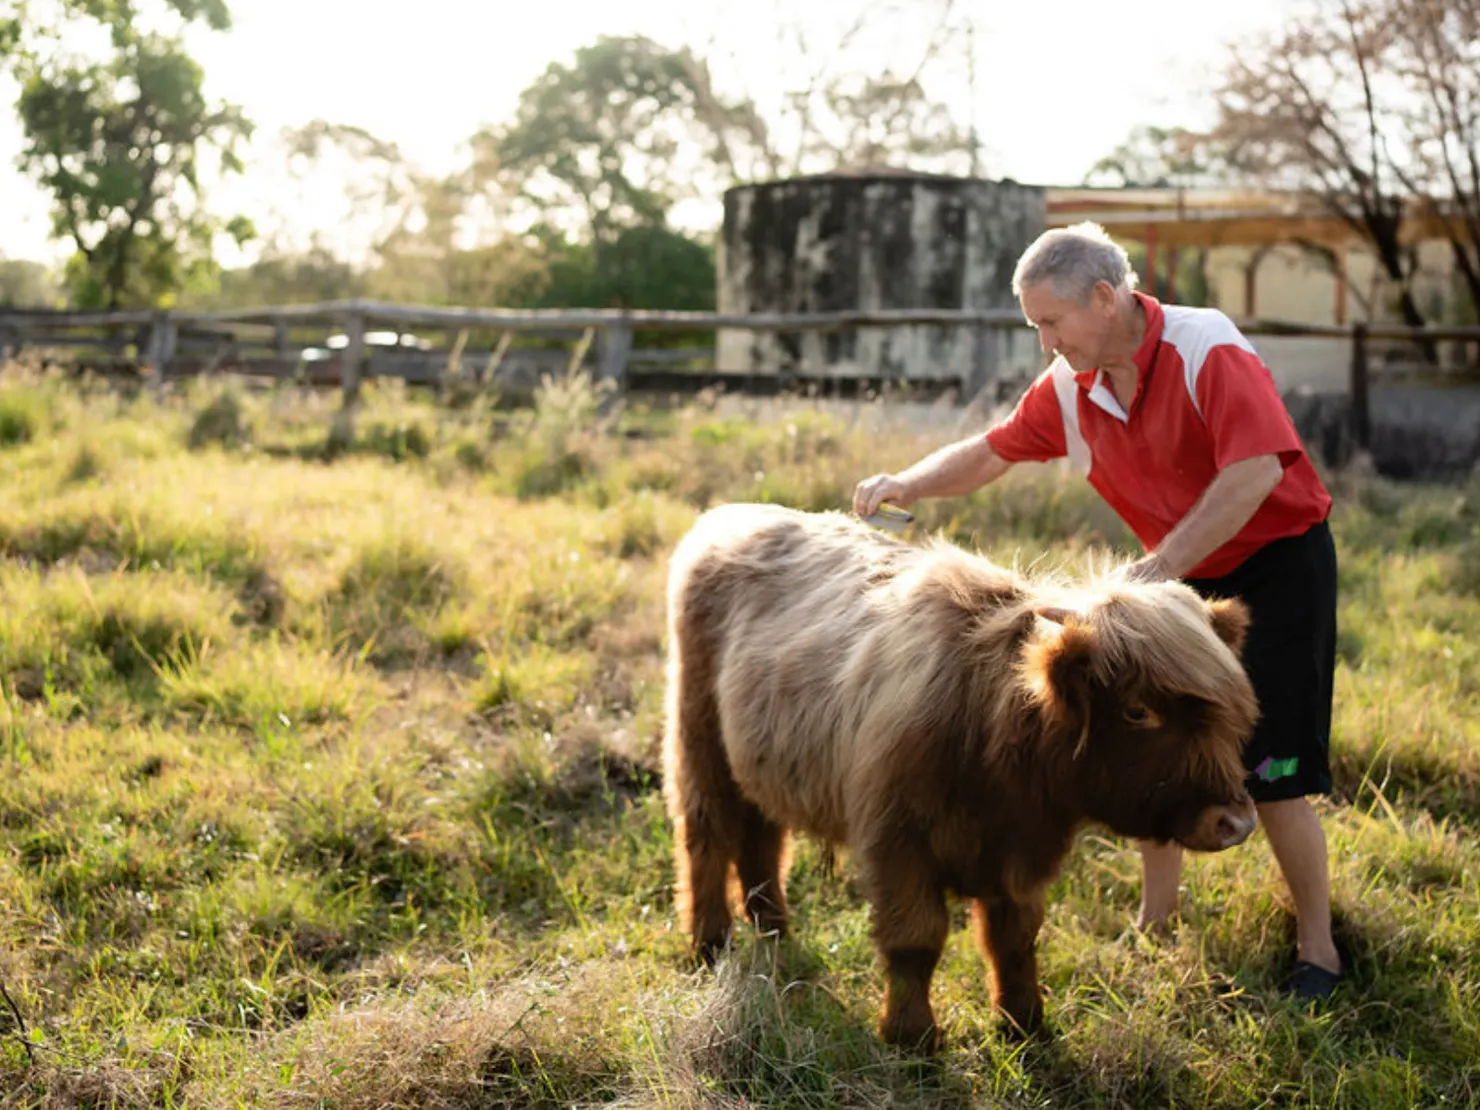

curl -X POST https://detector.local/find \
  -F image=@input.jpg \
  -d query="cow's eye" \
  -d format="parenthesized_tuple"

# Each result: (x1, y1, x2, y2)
(1124, 705, 1160, 727)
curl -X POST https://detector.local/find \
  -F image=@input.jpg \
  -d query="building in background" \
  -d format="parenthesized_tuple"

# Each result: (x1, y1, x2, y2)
(1046, 186, 1467, 330)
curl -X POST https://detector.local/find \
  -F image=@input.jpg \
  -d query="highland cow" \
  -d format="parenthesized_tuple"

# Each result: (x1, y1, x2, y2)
(662, 503, 1259, 1051)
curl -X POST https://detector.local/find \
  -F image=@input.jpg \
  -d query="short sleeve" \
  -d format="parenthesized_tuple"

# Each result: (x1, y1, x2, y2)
(1194, 346, 1306, 471)
(985, 368, 1069, 463)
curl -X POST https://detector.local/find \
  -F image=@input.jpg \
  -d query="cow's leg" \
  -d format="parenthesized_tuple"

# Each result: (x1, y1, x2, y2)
(675, 800, 739, 966)
(737, 802, 790, 939)
(664, 634, 743, 966)
(861, 839, 949, 1052)
(971, 890, 1047, 1038)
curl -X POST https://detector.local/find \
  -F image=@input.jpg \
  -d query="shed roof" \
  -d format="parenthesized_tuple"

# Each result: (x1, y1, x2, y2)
(1045, 186, 1456, 249)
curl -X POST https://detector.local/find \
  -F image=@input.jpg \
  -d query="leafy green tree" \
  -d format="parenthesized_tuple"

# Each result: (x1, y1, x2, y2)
(3, 0, 252, 308)
(489, 26, 977, 245)
(522, 224, 716, 312)
(189, 244, 365, 309)
(487, 36, 757, 251)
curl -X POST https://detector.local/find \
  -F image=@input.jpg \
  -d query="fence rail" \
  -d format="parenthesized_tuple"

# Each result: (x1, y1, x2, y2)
(3, 299, 1480, 451)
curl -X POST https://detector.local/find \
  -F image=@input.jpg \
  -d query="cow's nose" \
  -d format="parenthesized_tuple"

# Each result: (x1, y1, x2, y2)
(1217, 810, 1257, 848)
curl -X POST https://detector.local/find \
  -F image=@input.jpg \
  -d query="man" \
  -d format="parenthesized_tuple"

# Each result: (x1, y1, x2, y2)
(853, 222, 1342, 1000)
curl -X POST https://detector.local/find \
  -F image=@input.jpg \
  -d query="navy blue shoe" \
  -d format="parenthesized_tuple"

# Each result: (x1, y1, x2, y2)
(1286, 960, 1342, 1001)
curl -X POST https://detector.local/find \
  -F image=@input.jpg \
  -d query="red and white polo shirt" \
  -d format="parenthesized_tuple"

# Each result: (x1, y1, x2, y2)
(985, 293, 1332, 579)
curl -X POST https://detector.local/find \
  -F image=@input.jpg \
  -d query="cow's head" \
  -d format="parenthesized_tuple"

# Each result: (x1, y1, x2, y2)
(1022, 582, 1259, 852)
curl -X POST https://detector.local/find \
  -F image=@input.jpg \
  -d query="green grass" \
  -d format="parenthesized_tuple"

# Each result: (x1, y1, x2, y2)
(0, 363, 1478, 1107)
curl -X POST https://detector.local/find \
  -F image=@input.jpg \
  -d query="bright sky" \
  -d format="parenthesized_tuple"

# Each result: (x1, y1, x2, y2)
(0, 0, 1293, 267)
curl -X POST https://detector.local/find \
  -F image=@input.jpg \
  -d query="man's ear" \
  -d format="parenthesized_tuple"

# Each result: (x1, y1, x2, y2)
(1208, 597, 1250, 659)
(1023, 619, 1097, 758)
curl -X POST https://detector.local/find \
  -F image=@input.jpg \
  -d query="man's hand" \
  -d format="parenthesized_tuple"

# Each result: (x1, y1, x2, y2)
(1119, 552, 1174, 584)
(1146, 455, 1284, 580)
(853, 474, 914, 519)
(849, 437, 1012, 520)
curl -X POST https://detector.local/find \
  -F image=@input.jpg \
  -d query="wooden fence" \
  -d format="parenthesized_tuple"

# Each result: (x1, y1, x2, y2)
(2, 299, 1479, 451)
(0, 300, 1034, 405)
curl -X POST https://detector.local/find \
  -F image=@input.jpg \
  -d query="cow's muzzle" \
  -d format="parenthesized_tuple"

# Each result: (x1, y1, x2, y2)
(1178, 795, 1258, 852)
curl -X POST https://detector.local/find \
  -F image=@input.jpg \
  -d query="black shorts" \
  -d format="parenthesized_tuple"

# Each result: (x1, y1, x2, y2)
(1183, 521, 1338, 804)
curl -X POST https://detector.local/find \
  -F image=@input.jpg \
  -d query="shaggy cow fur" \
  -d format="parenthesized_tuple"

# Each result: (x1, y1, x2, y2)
(662, 503, 1259, 1051)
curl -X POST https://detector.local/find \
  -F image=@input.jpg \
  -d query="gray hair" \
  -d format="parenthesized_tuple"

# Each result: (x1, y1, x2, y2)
(1011, 221, 1138, 303)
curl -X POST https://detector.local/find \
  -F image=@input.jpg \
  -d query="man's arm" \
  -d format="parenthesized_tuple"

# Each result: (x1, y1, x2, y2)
(853, 436, 1014, 518)
(1124, 454, 1284, 581)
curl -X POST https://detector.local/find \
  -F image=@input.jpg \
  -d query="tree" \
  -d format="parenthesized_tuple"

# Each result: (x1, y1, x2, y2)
(367, 171, 555, 308)
(488, 36, 758, 252)
(789, 73, 972, 175)
(3, 1, 253, 308)
(485, 23, 975, 308)
(272, 120, 551, 308)
(1084, 126, 1226, 190)
(761, 0, 978, 177)
(279, 120, 422, 264)
(520, 224, 716, 312)
(1210, 0, 1480, 330)
(1390, 0, 1480, 322)
(586, 225, 715, 311)
(189, 245, 365, 310)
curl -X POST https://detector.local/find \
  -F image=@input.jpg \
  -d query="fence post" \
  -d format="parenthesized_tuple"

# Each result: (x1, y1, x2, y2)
(340, 312, 366, 409)
(326, 312, 366, 454)
(145, 312, 177, 388)
(596, 321, 633, 391)
(965, 318, 998, 408)
(1350, 322, 1371, 453)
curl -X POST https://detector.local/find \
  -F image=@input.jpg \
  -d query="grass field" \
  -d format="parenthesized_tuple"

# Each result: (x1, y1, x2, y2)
(0, 364, 1477, 1109)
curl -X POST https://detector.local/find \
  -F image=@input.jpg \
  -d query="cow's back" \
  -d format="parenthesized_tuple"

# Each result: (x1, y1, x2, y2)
(668, 504, 914, 840)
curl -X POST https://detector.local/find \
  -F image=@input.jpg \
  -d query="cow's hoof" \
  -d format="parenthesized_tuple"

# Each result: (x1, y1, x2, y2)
(696, 937, 729, 968)
(995, 1009, 1045, 1043)
(881, 1019, 942, 1055)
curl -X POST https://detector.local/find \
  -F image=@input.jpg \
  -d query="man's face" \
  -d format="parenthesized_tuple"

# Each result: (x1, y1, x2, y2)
(1019, 280, 1116, 372)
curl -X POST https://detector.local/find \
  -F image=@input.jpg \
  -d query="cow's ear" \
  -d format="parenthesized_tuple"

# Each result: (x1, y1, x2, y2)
(1207, 598, 1250, 658)
(1026, 620, 1097, 758)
